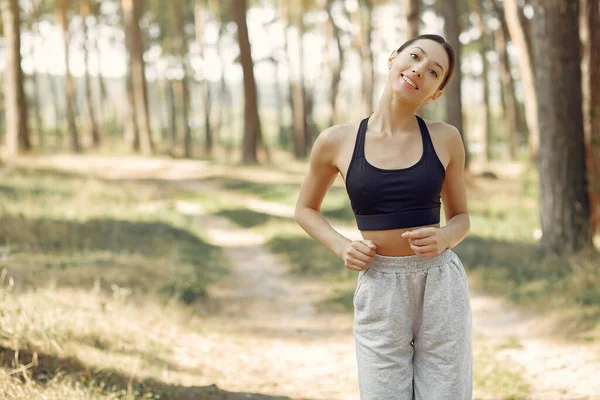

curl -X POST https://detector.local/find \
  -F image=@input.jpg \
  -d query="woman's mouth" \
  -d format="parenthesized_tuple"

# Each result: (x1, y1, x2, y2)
(401, 74, 418, 90)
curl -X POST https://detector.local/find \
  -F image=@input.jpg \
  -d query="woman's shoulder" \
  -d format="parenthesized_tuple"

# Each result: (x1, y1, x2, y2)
(420, 118, 461, 139)
(314, 119, 363, 151)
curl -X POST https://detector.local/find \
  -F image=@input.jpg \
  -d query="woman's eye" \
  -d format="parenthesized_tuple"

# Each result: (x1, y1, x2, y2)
(410, 53, 418, 60)
(430, 70, 438, 78)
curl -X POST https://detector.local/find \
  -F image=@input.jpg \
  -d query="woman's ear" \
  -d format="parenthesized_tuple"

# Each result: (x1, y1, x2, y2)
(425, 90, 444, 103)
(388, 50, 397, 69)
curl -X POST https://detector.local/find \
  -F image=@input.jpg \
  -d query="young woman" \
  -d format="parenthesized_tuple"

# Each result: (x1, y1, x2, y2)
(294, 34, 472, 400)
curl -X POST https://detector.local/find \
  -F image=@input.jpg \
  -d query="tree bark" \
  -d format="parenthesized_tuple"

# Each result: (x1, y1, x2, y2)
(121, 0, 138, 151)
(441, 0, 468, 168)
(232, 0, 262, 164)
(56, 0, 81, 153)
(172, 0, 192, 158)
(580, 0, 600, 234)
(122, 0, 152, 154)
(1, 0, 30, 155)
(492, 0, 519, 159)
(532, 0, 592, 254)
(168, 79, 177, 147)
(79, 0, 100, 148)
(195, 0, 213, 156)
(406, 0, 420, 39)
(504, 0, 539, 161)
(470, 0, 492, 163)
(354, 0, 374, 116)
(26, 0, 43, 148)
(325, 0, 345, 127)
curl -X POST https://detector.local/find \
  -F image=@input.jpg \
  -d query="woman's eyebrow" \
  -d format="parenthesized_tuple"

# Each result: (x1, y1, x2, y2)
(412, 46, 445, 73)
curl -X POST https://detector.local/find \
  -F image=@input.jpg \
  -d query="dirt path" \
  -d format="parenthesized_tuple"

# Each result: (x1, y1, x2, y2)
(14, 155, 600, 400)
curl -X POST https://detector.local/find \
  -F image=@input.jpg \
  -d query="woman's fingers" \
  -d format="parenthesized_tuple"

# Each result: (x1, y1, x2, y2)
(344, 258, 367, 271)
(350, 246, 374, 263)
(344, 240, 376, 271)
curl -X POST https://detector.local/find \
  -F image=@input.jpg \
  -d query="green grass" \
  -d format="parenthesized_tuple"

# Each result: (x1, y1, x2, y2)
(0, 167, 226, 305)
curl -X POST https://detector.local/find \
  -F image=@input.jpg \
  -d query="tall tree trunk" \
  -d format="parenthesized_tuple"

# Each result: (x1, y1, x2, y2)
(195, 0, 213, 156)
(49, 73, 63, 146)
(532, 0, 592, 254)
(504, 0, 539, 161)
(56, 0, 81, 153)
(121, 0, 138, 151)
(470, 0, 492, 163)
(288, 4, 307, 158)
(124, 67, 139, 151)
(92, 5, 108, 131)
(441, 0, 467, 168)
(232, 0, 262, 164)
(581, 0, 600, 234)
(172, 0, 192, 157)
(325, 0, 345, 127)
(1, 0, 30, 155)
(492, 0, 519, 159)
(355, 0, 374, 116)
(217, 23, 230, 147)
(122, 0, 153, 154)
(168, 79, 177, 147)
(79, 0, 100, 148)
(26, 0, 43, 148)
(405, 0, 420, 39)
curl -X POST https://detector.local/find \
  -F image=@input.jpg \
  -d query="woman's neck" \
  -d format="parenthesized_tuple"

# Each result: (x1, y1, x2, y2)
(369, 85, 421, 137)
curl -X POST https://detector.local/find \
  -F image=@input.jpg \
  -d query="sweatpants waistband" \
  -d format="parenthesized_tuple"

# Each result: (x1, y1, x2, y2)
(368, 249, 456, 273)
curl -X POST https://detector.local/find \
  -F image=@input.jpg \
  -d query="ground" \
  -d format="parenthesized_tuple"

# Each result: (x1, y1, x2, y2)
(5, 154, 600, 400)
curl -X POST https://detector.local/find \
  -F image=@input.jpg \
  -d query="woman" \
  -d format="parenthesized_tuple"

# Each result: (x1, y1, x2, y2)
(294, 34, 472, 400)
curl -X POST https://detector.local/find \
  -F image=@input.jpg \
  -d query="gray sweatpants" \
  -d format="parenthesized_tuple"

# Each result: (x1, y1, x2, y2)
(353, 249, 472, 400)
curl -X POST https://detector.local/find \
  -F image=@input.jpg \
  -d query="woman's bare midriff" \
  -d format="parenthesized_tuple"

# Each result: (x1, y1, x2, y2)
(360, 223, 441, 256)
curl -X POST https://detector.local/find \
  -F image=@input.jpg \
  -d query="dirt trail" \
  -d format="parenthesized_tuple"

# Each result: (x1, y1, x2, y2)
(14, 155, 600, 400)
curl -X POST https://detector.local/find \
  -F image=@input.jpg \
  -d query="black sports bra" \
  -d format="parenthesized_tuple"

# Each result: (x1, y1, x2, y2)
(344, 115, 446, 231)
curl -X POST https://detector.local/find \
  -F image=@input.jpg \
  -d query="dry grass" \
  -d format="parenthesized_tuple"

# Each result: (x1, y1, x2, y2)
(0, 166, 237, 399)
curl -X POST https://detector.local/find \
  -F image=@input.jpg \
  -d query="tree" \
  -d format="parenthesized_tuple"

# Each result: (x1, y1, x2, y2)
(56, 0, 81, 152)
(79, 0, 101, 148)
(492, 0, 520, 159)
(1, 0, 30, 155)
(580, 0, 600, 234)
(324, 0, 346, 127)
(441, 0, 468, 168)
(171, 0, 192, 157)
(122, 0, 153, 155)
(531, 0, 592, 254)
(352, 0, 375, 116)
(195, 0, 213, 156)
(504, 0, 539, 160)
(405, 0, 420, 39)
(232, 0, 263, 164)
(469, 0, 492, 163)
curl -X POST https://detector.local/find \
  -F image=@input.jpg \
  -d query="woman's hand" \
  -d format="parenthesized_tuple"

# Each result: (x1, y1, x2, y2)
(343, 240, 377, 271)
(401, 227, 450, 257)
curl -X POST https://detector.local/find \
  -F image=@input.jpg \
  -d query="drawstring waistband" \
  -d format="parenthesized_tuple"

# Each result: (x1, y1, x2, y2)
(368, 249, 456, 273)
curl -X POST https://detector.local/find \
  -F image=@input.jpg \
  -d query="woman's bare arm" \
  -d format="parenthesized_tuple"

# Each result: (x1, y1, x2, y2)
(294, 126, 376, 269)
(438, 124, 470, 249)
(294, 126, 352, 258)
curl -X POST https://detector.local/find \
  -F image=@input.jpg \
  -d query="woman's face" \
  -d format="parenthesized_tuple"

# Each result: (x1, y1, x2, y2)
(387, 39, 450, 104)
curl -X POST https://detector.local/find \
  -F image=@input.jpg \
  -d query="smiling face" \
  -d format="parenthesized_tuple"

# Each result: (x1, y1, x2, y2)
(386, 39, 450, 105)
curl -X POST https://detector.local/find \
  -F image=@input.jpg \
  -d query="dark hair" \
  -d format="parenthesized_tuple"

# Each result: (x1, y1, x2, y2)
(396, 34, 455, 90)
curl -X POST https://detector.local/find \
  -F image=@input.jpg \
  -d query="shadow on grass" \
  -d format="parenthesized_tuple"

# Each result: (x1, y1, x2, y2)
(215, 209, 291, 229)
(0, 215, 225, 305)
(0, 346, 294, 400)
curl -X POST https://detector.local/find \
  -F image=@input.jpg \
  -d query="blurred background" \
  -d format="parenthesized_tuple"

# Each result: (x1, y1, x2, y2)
(0, 0, 599, 399)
